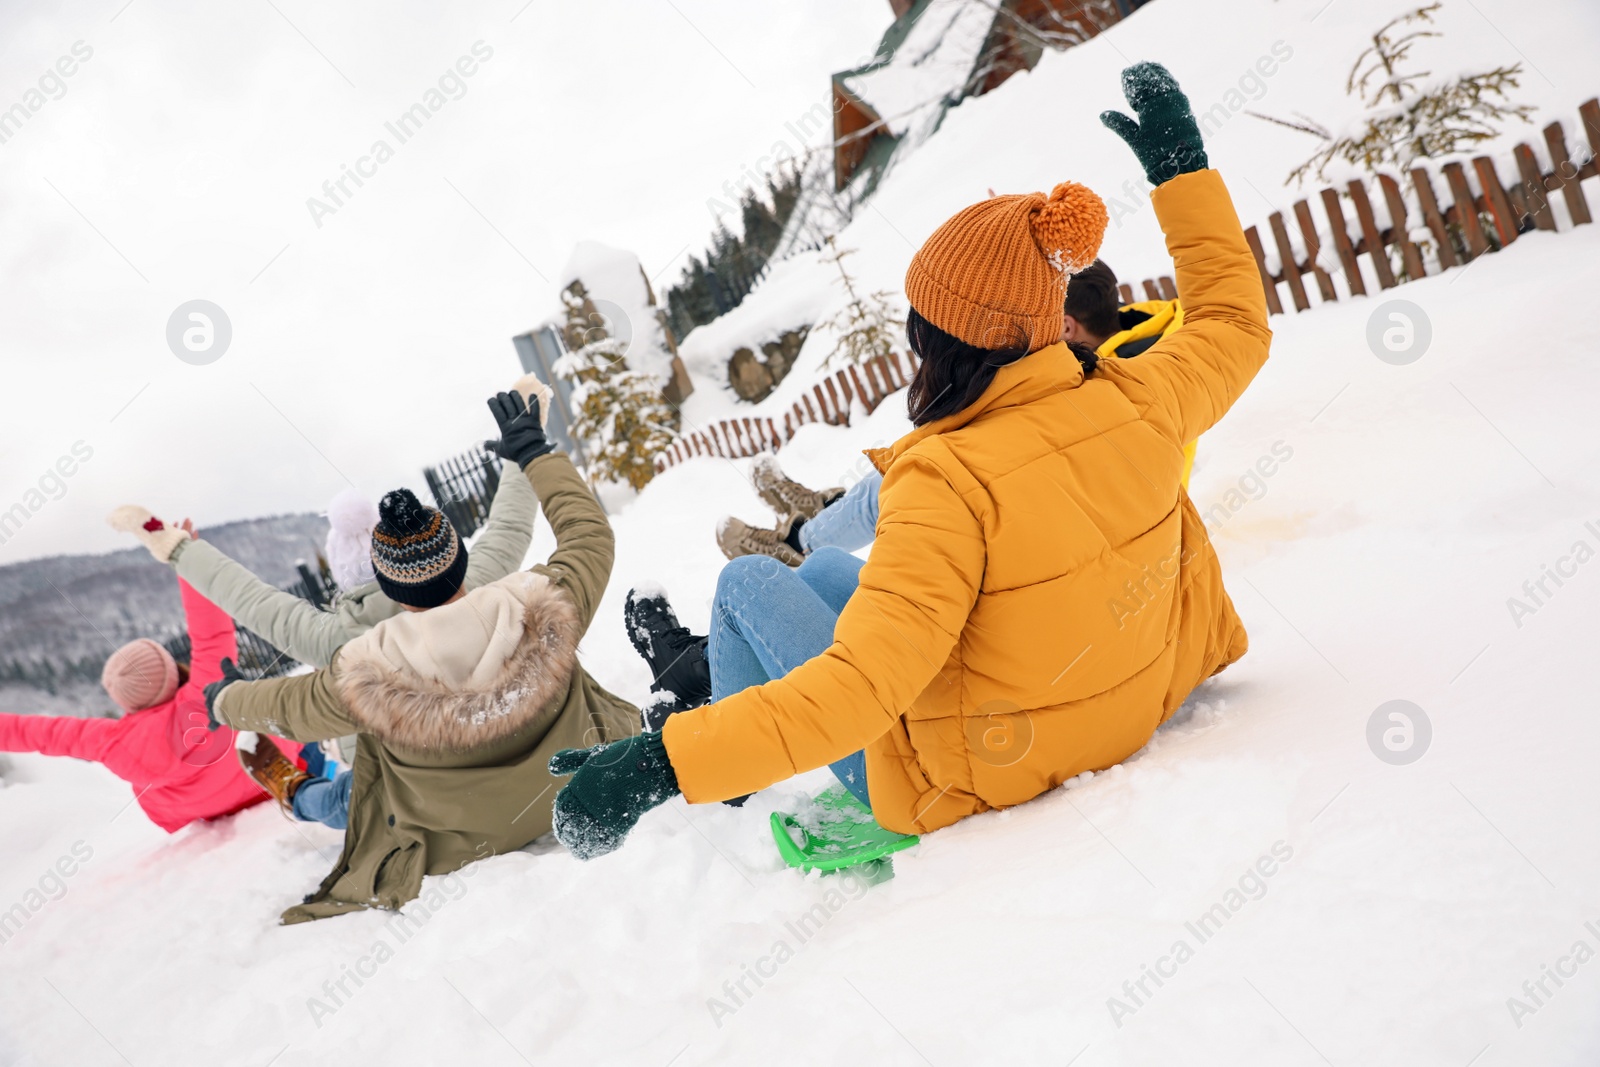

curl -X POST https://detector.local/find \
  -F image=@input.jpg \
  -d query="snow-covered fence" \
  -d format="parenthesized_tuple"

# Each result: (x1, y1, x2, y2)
(653, 350, 923, 472)
(1243, 97, 1600, 315)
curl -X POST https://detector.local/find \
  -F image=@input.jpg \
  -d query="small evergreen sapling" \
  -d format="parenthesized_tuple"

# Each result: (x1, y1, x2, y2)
(818, 236, 905, 372)
(1250, 3, 1533, 186)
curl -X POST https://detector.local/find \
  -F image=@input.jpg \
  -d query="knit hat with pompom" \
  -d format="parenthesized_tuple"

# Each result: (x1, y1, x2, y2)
(369, 489, 469, 610)
(324, 487, 379, 591)
(904, 181, 1108, 353)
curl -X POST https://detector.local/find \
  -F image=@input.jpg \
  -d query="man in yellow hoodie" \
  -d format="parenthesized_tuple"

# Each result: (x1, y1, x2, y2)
(551, 60, 1270, 859)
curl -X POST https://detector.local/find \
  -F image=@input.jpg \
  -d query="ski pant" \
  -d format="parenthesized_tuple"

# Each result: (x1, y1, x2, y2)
(708, 547, 872, 807)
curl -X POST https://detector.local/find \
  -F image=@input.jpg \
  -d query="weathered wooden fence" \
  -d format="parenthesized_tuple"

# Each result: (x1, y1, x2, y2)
(654, 349, 923, 472)
(1244, 97, 1599, 315)
(1118, 275, 1178, 304)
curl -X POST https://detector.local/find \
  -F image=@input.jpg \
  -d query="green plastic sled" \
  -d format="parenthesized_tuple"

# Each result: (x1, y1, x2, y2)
(770, 784, 918, 878)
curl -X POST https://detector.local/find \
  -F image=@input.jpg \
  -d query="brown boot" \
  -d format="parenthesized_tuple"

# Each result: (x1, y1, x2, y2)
(716, 514, 805, 567)
(237, 734, 309, 816)
(750, 455, 842, 522)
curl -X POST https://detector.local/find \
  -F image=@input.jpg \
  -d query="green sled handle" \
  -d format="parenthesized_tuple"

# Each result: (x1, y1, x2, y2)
(769, 784, 919, 876)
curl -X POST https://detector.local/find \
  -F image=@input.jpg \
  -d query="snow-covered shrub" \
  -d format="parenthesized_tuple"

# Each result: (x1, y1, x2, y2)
(555, 283, 679, 492)
(818, 236, 906, 372)
(1252, 3, 1534, 186)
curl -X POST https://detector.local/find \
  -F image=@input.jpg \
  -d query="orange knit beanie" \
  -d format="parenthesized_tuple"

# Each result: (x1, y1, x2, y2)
(904, 181, 1109, 353)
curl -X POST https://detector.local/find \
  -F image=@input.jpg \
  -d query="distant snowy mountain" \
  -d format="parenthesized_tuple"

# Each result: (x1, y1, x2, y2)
(0, 513, 327, 712)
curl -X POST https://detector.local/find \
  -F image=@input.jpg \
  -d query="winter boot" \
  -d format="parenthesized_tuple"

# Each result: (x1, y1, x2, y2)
(641, 689, 699, 733)
(237, 733, 309, 817)
(717, 514, 806, 567)
(624, 588, 712, 706)
(750, 455, 843, 522)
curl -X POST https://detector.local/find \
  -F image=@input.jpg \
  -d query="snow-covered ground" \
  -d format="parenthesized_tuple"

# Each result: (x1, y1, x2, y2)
(5, 0, 1600, 1062)
(6, 219, 1600, 1063)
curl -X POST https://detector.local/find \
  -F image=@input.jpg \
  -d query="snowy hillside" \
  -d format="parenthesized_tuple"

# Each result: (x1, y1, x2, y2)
(676, 0, 1599, 424)
(4, 0, 1600, 1064)
(5, 213, 1599, 1067)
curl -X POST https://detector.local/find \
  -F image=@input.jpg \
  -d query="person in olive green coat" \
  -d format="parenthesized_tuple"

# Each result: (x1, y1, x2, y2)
(207, 378, 639, 923)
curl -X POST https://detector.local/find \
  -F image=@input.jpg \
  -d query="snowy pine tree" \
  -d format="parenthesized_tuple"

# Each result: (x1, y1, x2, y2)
(818, 236, 905, 372)
(555, 281, 680, 492)
(1251, 3, 1533, 186)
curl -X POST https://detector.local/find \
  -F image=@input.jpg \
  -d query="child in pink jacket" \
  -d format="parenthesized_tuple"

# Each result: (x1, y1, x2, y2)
(0, 575, 275, 833)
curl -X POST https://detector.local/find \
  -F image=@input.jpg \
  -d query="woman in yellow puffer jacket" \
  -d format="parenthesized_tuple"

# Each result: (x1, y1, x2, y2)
(548, 61, 1272, 858)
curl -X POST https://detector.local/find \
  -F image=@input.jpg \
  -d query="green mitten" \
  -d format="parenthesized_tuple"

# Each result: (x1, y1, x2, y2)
(1100, 62, 1208, 186)
(550, 733, 681, 860)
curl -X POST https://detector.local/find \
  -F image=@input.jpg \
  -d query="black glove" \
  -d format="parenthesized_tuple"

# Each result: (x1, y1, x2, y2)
(202, 657, 245, 731)
(1100, 62, 1208, 186)
(550, 733, 681, 860)
(487, 390, 554, 468)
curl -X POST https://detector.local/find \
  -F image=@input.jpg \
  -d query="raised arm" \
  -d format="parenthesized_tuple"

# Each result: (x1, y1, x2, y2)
(177, 578, 237, 691)
(486, 379, 614, 634)
(462, 460, 539, 590)
(1092, 62, 1271, 447)
(1093, 170, 1271, 446)
(171, 540, 348, 668)
(524, 453, 613, 633)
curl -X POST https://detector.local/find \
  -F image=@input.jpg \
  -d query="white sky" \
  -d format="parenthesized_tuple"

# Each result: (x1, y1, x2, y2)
(0, 0, 891, 560)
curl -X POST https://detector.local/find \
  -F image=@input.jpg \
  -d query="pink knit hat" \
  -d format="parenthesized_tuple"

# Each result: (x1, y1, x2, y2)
(101, 639, 179, 711)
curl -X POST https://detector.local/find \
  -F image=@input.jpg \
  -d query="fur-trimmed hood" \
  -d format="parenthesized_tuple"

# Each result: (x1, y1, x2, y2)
(334, 571, 581, 752)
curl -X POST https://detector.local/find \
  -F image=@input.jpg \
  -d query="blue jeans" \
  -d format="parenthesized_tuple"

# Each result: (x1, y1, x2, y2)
(709, 547, 872, 807)
(798, 471, 881, 555)
(292, 769, 352, 829)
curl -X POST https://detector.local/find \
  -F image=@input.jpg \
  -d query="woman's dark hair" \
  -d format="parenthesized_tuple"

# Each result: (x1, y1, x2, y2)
(905, 308, 1099, 427)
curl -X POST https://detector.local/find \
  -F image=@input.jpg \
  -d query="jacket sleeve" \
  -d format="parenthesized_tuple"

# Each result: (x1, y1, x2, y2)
(524, 452, 613, 633)
(178, 578, 237, 691)
(662, 450, 985, 803)
(171, 539, 344, 668)
(1093, 169, 1272, 448)
(213, 663, 356, 743)
(462, 462, 538, 590)
(0, 712, 120, 762)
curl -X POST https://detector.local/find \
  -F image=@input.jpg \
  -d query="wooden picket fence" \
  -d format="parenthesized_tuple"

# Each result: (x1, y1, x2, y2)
(1117, 275, 1178, 304)
(654, 349, 923, 472)
(1245, 97, 1600, 315)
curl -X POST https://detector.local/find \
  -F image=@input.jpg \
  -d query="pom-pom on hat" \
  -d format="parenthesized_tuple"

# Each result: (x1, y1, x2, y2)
(325, 488, 379, 591)
(369, 489, 469, 610)
(904, 180, 1108, 353)
(101, 638, 179, 712)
